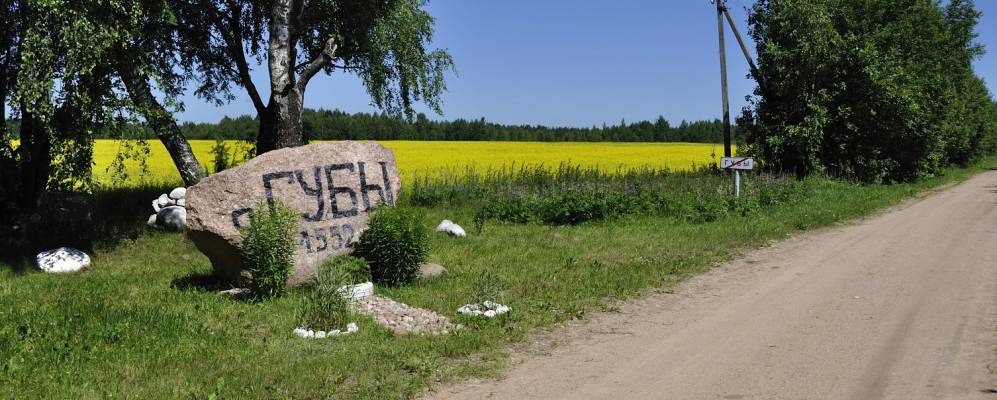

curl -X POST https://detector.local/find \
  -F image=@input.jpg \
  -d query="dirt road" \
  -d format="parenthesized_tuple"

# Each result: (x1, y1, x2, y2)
(431, 171, 997, 400)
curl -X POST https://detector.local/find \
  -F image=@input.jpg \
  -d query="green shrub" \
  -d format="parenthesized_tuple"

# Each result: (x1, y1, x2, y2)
(354, 206, 429, 286)
(297, 261, 352, 330)
(319, 255, 372, 284)
(210, 139, 232, 173)
(240, 200, 300, 299)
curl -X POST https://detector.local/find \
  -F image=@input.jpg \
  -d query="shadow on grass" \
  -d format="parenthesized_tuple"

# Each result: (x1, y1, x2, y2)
(170, 272, 232, 292)
(92, 184, 174, 249)
(0, 257, 35, 275)
(2, 184, 174, 262)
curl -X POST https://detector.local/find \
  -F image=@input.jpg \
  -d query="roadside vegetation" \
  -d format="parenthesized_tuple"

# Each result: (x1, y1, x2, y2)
(3, 158, 995, 399)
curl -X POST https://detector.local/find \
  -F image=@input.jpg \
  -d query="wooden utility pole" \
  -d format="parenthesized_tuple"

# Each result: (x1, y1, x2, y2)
(716, 0, 732, 158)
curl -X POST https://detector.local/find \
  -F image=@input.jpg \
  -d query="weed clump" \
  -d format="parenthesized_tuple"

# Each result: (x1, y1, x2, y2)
(354, 206, 429, 286)
(240, 200, 299, 299)
(297, 257, 358, 330)
(319, 254, 372, 285)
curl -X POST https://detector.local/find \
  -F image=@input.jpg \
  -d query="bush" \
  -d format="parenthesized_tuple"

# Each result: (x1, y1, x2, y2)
(353, 206, 429, 286)
(297, 260, 353, 330)
(240, 200, 300, 299)
(210, 139, 232, 173)
(319, 255, 372, 285)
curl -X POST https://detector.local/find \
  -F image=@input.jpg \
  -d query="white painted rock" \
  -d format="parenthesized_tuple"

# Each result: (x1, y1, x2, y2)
(147, 214, 158, 227)
(157, 193, 170, 207)
(156, 206, 187, 231)
(35, 247, 90, 273)
(176, 199, 186, 208)
(435, 219, 466, 237)
(169, 187, 187, 200)
(339, 282, 374, 301)
(152, 199, 162, 213)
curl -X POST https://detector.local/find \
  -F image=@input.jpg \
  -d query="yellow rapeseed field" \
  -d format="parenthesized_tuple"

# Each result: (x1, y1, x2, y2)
(87, 139, 725, 187)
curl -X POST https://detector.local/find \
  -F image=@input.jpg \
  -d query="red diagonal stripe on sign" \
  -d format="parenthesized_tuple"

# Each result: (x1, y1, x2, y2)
(726, 158, 748, 169)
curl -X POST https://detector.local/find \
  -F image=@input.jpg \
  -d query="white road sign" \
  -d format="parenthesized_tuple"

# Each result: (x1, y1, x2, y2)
(721, 157, 754, 170)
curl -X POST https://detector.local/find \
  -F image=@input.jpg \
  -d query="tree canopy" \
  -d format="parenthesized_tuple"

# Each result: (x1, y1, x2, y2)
(187, 0, 454, 152)
(739, 0, 997, 182)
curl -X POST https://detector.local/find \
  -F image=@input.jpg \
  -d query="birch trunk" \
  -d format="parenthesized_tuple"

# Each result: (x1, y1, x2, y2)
(256, 0, 307, 154)
(116, 59, 207, 186)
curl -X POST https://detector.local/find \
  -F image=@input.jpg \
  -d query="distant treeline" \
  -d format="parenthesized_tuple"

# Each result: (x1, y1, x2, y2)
(3, 109, 737, 143)
(177, 109, 738, 143)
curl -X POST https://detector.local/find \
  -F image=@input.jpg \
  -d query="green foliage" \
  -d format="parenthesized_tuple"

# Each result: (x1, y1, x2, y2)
(412, 163, 799, 227)
(209, 139, 232, 173)
(740, 0, 996, 182)
(107, 139, 152, 186)
(471, 270, 506, 303)
(239, 200, 300, 299)
(318, 255, 372, 285)
(353, 206, 429, 286)
(297, 258, 355, 330)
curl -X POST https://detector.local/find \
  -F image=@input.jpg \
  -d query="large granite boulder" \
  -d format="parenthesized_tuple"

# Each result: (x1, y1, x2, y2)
(186, 141, 400, 286)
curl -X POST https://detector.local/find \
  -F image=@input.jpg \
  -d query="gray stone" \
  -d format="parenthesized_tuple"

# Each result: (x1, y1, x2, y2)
(169, 187, 187, 200)
(186, 141, 401, 286)
(418, 262, 448, 279)
(156, 206, 187, 231)
(36, 247, 90, 273)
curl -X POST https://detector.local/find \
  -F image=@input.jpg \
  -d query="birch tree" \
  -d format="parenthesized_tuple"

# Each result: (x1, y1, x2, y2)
(190, 0, 454, 153)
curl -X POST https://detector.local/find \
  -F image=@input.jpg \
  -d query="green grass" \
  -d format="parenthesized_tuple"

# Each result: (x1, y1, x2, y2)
(1, 159, 994, 399)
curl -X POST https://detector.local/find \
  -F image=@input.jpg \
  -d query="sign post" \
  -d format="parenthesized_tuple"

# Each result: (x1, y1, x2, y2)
(721, 157, 754, 197)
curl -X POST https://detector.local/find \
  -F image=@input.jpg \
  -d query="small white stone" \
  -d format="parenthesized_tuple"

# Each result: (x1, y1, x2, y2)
(176, 199, 186, 208)
(293, 327, 309, 338)
(483, 300, 497, 309)
(304, 330, 315, 338)
(157, 193, 170, 207)
(346, 323, 359, 333)
(329, 329, 342, 336)
(435, 219, 467, 237)
(484, 310, 497, 318)
(152, 199, 162, 213)
(314, 331, 327, 339)
(169, 187, 186, 200)
(147, 214, 158, 227)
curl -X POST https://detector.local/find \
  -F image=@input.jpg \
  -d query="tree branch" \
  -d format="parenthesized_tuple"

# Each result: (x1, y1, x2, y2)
(214, 0, 266, 113)
(295, 37, 337, 91)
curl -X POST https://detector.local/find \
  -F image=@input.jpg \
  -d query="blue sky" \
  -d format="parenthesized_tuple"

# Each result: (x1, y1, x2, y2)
(177, 0, 997, 127)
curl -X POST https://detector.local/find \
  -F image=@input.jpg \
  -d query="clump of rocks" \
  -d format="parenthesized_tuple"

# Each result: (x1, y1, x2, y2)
(293, 323, 359, 339)
(149, 187, 187, 230)
(458, 301, 511, 318)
